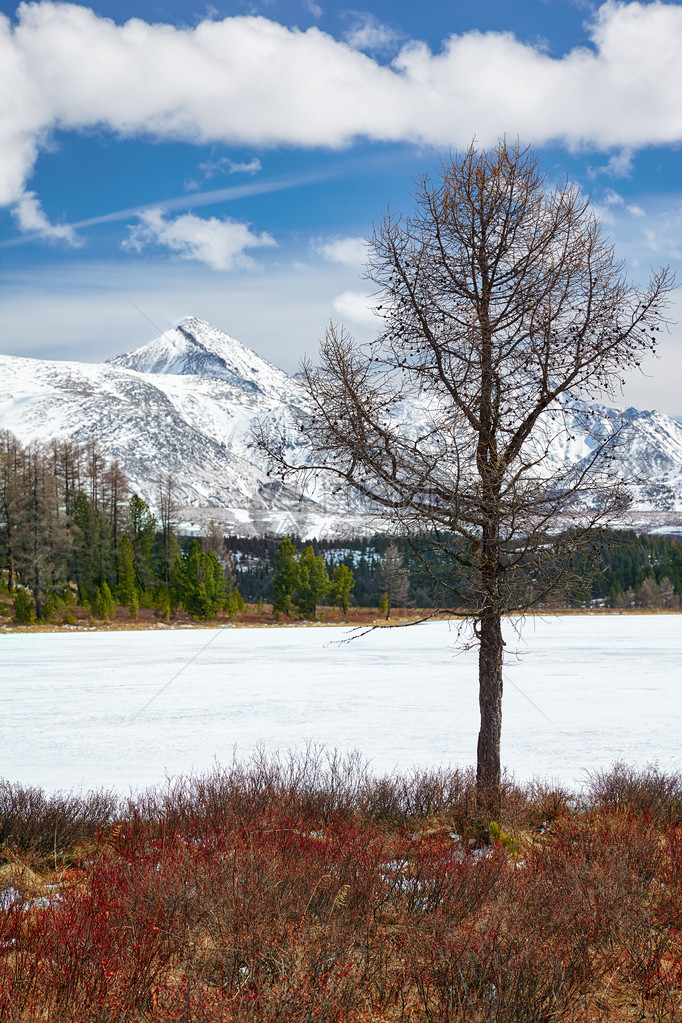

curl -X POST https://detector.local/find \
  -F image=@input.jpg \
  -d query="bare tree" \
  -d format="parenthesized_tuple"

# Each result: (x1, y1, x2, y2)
(259, 140, 674, 808)
(12, 442, 69, 618)
(202, 516, 237, 590)
(381, 542, 409, 619)
(156, 471, 178, 585)
(0, 430, 26, 591)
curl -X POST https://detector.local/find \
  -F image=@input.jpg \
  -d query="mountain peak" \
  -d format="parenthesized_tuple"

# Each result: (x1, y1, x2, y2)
(106, 317, 289, 393)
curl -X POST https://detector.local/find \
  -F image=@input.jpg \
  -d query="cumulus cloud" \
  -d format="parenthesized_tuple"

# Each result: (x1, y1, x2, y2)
(4, 2, 682, 210)
(121, 209, 276, 270)
(315, 235, 367, 267)
(11, 191, 81, 245)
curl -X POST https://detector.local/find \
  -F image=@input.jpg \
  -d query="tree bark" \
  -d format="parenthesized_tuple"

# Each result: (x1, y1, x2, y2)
(476, 607, 504, 814)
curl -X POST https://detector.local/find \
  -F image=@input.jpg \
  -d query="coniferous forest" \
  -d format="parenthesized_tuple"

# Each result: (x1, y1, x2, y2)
(0, 430, 244, 623)
(231, 531, 682, 612)
(1, 427, 681, 624)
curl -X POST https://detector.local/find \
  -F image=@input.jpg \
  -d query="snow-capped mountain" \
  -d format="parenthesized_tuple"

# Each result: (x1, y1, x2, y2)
(107, 318, 297, 397)
(1, 316, 681, 537)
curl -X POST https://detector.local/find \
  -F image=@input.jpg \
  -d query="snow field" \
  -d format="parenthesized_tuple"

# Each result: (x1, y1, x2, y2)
(1, 615, 680, 793)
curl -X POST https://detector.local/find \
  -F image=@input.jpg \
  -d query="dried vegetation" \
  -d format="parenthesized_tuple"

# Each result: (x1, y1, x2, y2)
(1, 753, 681, 1021)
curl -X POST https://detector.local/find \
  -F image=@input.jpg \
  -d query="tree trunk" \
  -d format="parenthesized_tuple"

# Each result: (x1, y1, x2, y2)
(32, 564, 43, 620)
(476, 604, 504, 816)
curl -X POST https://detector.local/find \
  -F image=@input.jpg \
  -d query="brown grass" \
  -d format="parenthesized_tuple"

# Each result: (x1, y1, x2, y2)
(1, 757, 681, 1021)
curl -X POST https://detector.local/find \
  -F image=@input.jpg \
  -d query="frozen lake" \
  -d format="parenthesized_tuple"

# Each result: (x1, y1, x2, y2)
(1, 615, 680, 793)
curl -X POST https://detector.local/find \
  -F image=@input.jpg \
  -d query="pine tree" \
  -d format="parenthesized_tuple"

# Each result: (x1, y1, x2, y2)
(272, 537, 299, 616)
(128, 494, 157, 590)
(173, 540, 227, 619)
(13, 587, 34, 623)
(224, 587, 246, 618)
(294, 546, 330, 619)
(116, 535, 138, 607)
(71, 492, 115, 602)
(93, 581, 115, 620)
(330, 564, 354, 613)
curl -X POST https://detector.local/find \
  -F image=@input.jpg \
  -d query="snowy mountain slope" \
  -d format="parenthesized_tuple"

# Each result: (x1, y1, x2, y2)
(0, 318, 368, 535)
(1, 316, 682, 536)
(521, 393, 682, 513)
(106, 317, 298, 399)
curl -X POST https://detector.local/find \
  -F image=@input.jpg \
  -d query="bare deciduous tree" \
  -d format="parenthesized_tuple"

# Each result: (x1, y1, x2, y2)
(381, 542, 409, 619)
(258, 140, 674, 807)
(156, 471, 179, 585)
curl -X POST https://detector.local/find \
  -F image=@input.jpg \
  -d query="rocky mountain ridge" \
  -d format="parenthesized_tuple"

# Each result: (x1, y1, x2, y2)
(1, 316, 681, 537)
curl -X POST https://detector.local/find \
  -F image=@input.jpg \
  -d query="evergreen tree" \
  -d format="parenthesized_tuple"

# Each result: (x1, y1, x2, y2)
(70, 492, 115, 601)
(153, 587, 171, 621)
(294, 545, 330, 618)
(128, 494, 157, 590)
(71, 492, 99, 601)
(93, 581, 115, 620)
(13, 587, 34, 623)
(330, 564, 354, 613)
(173, 540, 227, 619)
(116, 535, 138, 606)
(272, 537, 299, 616)
(224, 587, 246, 618)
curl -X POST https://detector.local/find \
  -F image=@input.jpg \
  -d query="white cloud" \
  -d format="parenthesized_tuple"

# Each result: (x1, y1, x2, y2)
(332, 289, 379, 326)
(4, 2, 682, 211)
(588, 147, 635, 179)
(344, 13, 402, 54)
(199, 156, 262, 178)
(627, 204, 645, 217)
(303, 0, 323, 19)
(11, 191, 81, 245)
(121, 209, 276, 270)
(603, 188, 623, 206)
(185, 155, 261, 192)
(315, 235, 367, 267)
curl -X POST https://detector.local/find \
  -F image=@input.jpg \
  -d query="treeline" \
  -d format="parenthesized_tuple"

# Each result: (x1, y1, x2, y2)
(230, 536, 382, 606)
(0, 431, 243, 622)
(2, 426, 680, 621)
(233, 529, 682, 611)
(570, 529, 682, 608)
(271, 537, 354, 618)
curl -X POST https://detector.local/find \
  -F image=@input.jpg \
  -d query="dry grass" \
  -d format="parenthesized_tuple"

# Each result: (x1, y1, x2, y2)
(1, 756, 681, 1021)
(3, 600, 681, 636)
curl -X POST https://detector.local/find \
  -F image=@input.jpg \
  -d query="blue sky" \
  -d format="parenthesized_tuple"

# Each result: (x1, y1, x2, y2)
(1, 0, 681, 415)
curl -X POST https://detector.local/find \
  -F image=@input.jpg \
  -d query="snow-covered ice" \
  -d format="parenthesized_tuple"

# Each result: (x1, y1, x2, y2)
(1, 616, 680, 793)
